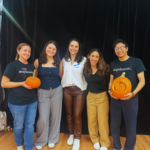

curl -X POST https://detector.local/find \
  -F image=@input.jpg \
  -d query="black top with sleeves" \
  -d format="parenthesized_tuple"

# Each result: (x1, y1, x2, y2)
(85, 72, 109, 93)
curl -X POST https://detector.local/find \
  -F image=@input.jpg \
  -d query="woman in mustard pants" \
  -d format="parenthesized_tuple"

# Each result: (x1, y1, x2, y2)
(84, 48, 110, 150)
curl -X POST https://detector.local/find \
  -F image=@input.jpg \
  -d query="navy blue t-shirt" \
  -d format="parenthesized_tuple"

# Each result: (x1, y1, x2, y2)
(3, 60, 37, 105)
(110, 57, 146, 97)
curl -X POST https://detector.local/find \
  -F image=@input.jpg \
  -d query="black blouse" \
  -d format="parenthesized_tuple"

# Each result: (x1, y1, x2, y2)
(85, 72, 109, 93)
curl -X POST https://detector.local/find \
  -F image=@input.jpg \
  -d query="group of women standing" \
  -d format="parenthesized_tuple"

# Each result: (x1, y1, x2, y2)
(1, 38, 110, 150)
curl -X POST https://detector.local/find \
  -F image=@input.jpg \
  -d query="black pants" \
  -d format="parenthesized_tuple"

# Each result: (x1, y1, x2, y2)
(111, 97, 138, 150)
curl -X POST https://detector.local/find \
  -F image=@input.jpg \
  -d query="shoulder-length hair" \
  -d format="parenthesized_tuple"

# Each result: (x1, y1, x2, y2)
(64, 38, 83, 64)
(39, 40, 60, 67)
(84, 48, 109, 77)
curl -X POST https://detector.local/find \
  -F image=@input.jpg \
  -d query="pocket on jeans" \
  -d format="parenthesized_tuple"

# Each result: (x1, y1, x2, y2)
(8, 103, 25, 113)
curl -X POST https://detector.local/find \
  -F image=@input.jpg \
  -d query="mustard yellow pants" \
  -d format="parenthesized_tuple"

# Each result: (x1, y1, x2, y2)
(87, 91, 110, 147)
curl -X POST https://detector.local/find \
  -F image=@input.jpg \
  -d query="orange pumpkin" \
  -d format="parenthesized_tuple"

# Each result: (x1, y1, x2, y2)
(111, 72, 132, 99)
(26, 70, 41, 88)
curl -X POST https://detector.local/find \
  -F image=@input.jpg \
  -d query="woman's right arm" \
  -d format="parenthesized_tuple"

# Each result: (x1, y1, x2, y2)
(1, 76, 32, 89)
(33, 59, 39, 77)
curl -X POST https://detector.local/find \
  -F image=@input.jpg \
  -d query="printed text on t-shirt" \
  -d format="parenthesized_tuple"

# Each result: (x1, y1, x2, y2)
(113, 67, 132, 72)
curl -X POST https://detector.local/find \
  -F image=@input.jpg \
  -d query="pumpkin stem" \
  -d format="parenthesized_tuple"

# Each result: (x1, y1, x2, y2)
(33, 70, 36, 79)
(120, 72, 126, 77)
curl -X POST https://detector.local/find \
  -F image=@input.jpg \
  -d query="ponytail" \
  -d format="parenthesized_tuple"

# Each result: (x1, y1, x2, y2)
(15, 53, 19, 60)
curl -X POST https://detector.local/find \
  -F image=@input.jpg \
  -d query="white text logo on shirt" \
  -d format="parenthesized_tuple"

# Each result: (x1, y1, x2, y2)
(19, 68, 33, 74)
(113, 67, 132, 72)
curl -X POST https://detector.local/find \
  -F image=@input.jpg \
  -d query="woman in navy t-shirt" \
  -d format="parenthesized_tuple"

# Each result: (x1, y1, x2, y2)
(1, 43, 37, 150)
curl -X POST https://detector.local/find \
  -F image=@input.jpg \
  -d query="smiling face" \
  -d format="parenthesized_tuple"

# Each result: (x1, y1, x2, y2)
(88, 51, 100, 67)
(68, 40, 79, 56)
(45, 43, 57, 57)
(114, 42, 128, 59)
(17, 45, 31, 61)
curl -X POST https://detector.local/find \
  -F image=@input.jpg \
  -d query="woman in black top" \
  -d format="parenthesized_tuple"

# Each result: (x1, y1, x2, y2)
(1, 43, 37, 150)
(84, 48, 110, 150)
(34, 41, 63, 150)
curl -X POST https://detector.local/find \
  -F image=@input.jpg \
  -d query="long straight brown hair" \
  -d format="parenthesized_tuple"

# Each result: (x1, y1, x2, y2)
(15, 43, 30, 60)
(84, 48, 109, 77)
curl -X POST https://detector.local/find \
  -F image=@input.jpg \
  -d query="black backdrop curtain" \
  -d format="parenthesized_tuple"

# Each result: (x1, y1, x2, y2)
(1, 0, 150, 136)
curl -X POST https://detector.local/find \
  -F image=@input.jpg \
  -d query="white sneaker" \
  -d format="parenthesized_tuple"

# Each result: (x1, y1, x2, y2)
(67, 134, 74, 145)
(100, 147, 108, 150)
(35, 145, 42, 150)
(48, 143, 55, 148)
(72, 139, 80, 150)
(17, 146, 24, 150)
(93, 142, 100, 150)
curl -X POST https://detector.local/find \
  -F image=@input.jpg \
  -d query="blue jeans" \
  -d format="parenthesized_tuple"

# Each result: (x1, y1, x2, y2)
(110, 97, 138, 150)
(8, 101, 37, 150)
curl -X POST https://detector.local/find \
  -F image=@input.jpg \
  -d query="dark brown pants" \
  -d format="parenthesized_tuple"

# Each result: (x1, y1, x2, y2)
(63, 86, 85, 139)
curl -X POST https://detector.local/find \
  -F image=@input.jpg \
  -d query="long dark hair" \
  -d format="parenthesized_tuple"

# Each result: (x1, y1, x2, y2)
(64, 38, 83, 63)
(39, 40, 60, 67)
(84, 48, 109, 77)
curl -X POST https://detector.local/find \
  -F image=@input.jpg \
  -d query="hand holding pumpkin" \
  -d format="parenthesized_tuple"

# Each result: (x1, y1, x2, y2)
(22, 81, 33, 89)
(25, 70, 41, 88)
(111, 72, 132, 100)
(108, 89, 119, 99)
(120, 92, 133, 100)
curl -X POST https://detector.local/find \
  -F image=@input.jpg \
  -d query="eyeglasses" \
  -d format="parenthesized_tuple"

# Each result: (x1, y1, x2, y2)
(114, 46, 126, 51)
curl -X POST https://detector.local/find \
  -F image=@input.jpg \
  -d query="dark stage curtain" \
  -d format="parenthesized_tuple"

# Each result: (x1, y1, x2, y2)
(1, 0, 150, 136)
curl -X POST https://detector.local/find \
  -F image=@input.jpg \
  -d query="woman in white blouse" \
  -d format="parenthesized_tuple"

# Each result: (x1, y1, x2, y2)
(61, 38, 87, 150)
